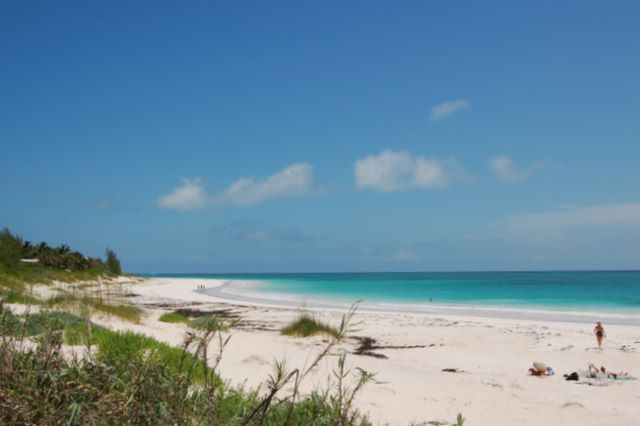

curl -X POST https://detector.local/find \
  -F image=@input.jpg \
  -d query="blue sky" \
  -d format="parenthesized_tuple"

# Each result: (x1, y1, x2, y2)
(1, 1, 639, 273)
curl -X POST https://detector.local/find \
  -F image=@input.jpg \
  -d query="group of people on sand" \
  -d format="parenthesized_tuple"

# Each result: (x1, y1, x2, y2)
(196, 284, 205, 293)
(528, 322, 634, 381)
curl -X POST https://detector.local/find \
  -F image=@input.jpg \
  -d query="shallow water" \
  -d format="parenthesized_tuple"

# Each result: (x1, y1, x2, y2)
(153, 271, 640, 313)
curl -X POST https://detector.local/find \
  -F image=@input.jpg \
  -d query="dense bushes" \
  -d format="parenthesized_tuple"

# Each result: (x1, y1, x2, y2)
(0, 228, 23, 268)
(0, 228, 120, 275)
(105, 248, 122, 275)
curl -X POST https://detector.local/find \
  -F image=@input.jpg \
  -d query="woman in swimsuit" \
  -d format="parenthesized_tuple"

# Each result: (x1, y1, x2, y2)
(593, 322, 605, 350)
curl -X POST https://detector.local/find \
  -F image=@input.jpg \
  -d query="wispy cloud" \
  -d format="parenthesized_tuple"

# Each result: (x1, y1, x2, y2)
(392, 249, 419, 261)
(210, 220, 315, 244)
(219, 163, 313, 206)
(157, 178, 207, 210)
(503, 202, 640, 242)
(354, 150, 452, 192)
(489, 155, 548, 182)
(429, 99, 471, 121)
(157, 163, 315, 210)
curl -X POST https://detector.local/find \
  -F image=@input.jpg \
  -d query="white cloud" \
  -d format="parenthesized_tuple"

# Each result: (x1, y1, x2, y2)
(489, 155, 548, 182)
(219, 163, 314, 206)
(158, 163, 314, 210)
(392, 249, 419, 261)
(354, 150, 449, 192)
(503, 203, 640, 242)
(429, 99, 471, 121)
(157, 178, 207, 210)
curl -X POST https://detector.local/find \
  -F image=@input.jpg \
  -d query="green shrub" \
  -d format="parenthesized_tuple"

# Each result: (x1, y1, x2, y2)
(105, 247, 121, 275)
(85, 298, 142, 323)
(0, 290, 41, 305)
(281, 314, 339, 338)
(158, 312, 189, 324)
(0, 228, 23, 268)
(93, 328, 211, 383)
(44, 294, 142, 323)
(189, 315, 229, 331)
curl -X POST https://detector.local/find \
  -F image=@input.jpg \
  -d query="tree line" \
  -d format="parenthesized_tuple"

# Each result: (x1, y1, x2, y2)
(0, 228, 121, 275)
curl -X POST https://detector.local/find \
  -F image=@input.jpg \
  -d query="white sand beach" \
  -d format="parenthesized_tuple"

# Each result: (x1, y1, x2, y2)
(98, 277, 640, 425)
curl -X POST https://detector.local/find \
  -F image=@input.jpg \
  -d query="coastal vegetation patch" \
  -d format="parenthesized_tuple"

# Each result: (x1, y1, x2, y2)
(0, 228, 121, 285)
(281, 314, 340, 338)
(44, 293, 143, 323)
(158, 311, 189, 323)
(0, 304, 375, 425)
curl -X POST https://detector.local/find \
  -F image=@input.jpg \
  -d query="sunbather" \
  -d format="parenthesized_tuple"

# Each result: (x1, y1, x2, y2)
(528, 362, 554, 376)
(588, 363, 632, 380)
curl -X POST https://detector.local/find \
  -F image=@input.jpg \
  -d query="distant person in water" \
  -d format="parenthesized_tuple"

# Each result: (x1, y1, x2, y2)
(594, 322, 605, 349)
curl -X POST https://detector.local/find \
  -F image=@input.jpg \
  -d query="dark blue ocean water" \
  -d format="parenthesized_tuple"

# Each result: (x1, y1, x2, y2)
(151, 271, 640, 312)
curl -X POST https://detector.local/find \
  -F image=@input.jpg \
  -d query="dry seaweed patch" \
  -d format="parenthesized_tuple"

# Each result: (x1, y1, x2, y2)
(174, 307, 241, 319)
(160, 307, 277, 331)
(352, 336, 427, 359)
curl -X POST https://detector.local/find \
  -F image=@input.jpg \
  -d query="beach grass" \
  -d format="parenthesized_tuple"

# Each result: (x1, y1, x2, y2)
(0, 289, 42, 305)
(93, 328, 212, 383)
(281, 314, 340, 338)
(158, 311, 189, 324)
(44, 293, 142, 323)
(0, 262, 110, 286)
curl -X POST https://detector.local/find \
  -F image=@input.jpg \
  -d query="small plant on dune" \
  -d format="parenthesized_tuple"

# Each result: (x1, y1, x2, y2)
(189, 315, 231, 331)
(243, 302, 372, 425)
(281, 313, 340, 338)
(158, 311, 189, 324)
(422, 413, 466, 426)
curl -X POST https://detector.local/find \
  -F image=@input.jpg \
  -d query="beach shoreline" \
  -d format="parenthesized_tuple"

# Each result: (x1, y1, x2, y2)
(139, 276, 640, 327)
(123, 276, 640, 425)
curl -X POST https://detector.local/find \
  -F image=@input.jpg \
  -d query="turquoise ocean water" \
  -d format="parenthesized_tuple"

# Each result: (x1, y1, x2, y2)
(152, 271, 640, 313)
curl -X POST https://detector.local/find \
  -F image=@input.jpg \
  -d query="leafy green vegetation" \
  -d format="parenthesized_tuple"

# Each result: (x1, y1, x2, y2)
(0, 262, 107, 286)
(188, 315, 231, 331)
(0, 310, 89, 337)
(43, 293, 142, 323)
(93, 328, 211, 383)
(0, 305, 375, 425)
(0, 228, 23, 268)
(281, 314, 340, 338)
(0, 228, 121, 285)
(0, 289, 41, 305)
(158, 311, 189, 324)
(105, 247, 122, 275)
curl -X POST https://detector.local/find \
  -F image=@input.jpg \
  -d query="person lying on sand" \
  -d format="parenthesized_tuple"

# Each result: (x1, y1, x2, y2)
(587, 363, 605, 379)
(587, 363, 632, 380)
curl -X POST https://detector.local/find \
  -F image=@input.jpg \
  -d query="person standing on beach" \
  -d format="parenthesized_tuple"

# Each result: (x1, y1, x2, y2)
(594, 322, 605, 349)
